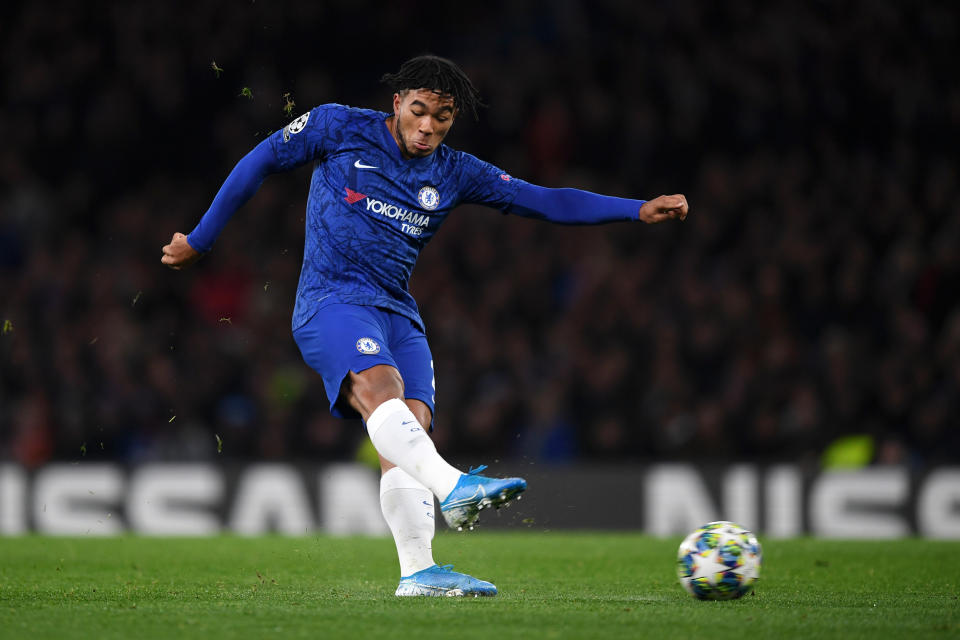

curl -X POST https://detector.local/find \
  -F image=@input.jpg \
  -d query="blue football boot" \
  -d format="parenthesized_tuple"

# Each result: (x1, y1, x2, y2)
(439, 466, 527, 531)
(394, 564, 497, 597)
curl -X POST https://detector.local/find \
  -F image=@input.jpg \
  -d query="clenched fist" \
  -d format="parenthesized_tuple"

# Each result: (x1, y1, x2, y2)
(161, 232, 202, 270)
(639, 194, 689, 224)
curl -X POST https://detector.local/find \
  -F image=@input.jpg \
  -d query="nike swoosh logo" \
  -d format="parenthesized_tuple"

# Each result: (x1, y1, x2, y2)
(401, 420, 415, 425)
(354, 160, 378, 169)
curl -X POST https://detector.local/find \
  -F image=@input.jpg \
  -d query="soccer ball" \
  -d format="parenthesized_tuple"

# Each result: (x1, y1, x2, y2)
(677, 521, 762, 600)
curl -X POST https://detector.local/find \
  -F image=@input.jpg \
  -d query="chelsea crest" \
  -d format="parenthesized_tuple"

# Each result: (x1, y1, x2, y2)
(417, 186, 440, 211)
(356, 337, 381, 354)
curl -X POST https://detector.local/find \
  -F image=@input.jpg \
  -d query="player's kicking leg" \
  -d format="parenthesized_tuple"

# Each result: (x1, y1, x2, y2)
(437, 464, 526, 532)
(292, 305, 525, 594)
(364, 395, 526, 531)
(341, 309, 528, 531)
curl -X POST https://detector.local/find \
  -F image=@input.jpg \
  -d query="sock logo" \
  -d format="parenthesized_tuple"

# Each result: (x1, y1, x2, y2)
(355, 337, 381, 354)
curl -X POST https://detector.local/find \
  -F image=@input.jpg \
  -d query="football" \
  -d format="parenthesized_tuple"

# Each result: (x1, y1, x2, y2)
(677, 521, 762, 600)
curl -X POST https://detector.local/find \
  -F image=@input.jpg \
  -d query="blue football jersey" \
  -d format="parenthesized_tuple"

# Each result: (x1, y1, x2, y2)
(269, 103, 523, 331)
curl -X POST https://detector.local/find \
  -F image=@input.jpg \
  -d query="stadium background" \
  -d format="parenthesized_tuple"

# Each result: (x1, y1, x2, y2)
(1, 1, 957, 481)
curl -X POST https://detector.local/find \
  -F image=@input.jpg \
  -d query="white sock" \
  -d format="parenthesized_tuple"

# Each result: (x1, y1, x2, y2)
(380, 467, 436, 577)
(365, 398, 462, 500)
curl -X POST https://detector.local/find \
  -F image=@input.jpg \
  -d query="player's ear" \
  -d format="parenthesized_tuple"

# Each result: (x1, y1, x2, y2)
(393, 92, 401, 116)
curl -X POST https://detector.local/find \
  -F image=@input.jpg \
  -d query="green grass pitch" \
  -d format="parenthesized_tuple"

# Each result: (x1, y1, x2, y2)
(0, 532, 956, 639)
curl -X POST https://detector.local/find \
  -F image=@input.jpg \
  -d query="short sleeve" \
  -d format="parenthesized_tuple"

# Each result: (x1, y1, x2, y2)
(268, 103, 343, 171)
(456, 151, 525, 210)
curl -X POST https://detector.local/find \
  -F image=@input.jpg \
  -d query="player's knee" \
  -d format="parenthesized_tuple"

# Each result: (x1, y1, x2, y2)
(405, 399, 432, 429)
(345, 365, 405, 415)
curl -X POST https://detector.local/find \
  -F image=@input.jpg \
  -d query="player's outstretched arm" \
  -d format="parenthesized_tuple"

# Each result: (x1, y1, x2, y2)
(161, 232, 201, 270)
(506, 183, 690, 226)
(161, 138, 284, 270)
(639, 194, 689, 224)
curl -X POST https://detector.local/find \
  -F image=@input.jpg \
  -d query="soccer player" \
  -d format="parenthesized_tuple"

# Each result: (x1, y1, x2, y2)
(162, 55, 688, 597)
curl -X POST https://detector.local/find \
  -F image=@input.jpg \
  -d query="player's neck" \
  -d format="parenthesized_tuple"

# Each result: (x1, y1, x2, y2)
(384, 116, 408, 159)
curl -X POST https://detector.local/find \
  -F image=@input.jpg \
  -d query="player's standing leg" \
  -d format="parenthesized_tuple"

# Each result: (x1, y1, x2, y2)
(382, 464, 496, 596)
(369, 323, 499, 596)
(380, 465, 436, 576)
(378, 400, 496, 597)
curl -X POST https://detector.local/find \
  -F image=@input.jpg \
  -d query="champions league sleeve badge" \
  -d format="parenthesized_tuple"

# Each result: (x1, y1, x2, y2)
(417, 186, 440, 211)
(282, 112, 310, 142)
(356, 337, 381, 354)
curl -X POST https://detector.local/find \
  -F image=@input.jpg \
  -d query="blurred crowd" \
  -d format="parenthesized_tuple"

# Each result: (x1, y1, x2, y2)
(1, 0, 957, 468)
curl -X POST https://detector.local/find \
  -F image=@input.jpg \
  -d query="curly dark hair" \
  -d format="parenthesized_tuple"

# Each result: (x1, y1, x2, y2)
(380, 55, 484, 120)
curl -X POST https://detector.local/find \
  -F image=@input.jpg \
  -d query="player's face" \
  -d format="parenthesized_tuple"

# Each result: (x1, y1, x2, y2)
(391, 89, 457, 158)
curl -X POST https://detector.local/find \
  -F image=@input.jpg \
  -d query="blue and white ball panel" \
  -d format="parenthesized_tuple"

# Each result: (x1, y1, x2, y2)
(676, 521, 762, 600)
(292, 303, 436, 424)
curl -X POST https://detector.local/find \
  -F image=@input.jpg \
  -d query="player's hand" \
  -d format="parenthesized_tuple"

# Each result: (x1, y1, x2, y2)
(161, 232, 202, 270)
(639, 194, 689, 224)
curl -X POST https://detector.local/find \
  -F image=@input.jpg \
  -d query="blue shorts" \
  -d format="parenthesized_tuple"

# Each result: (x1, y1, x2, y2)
(292, 304, 436, 424)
